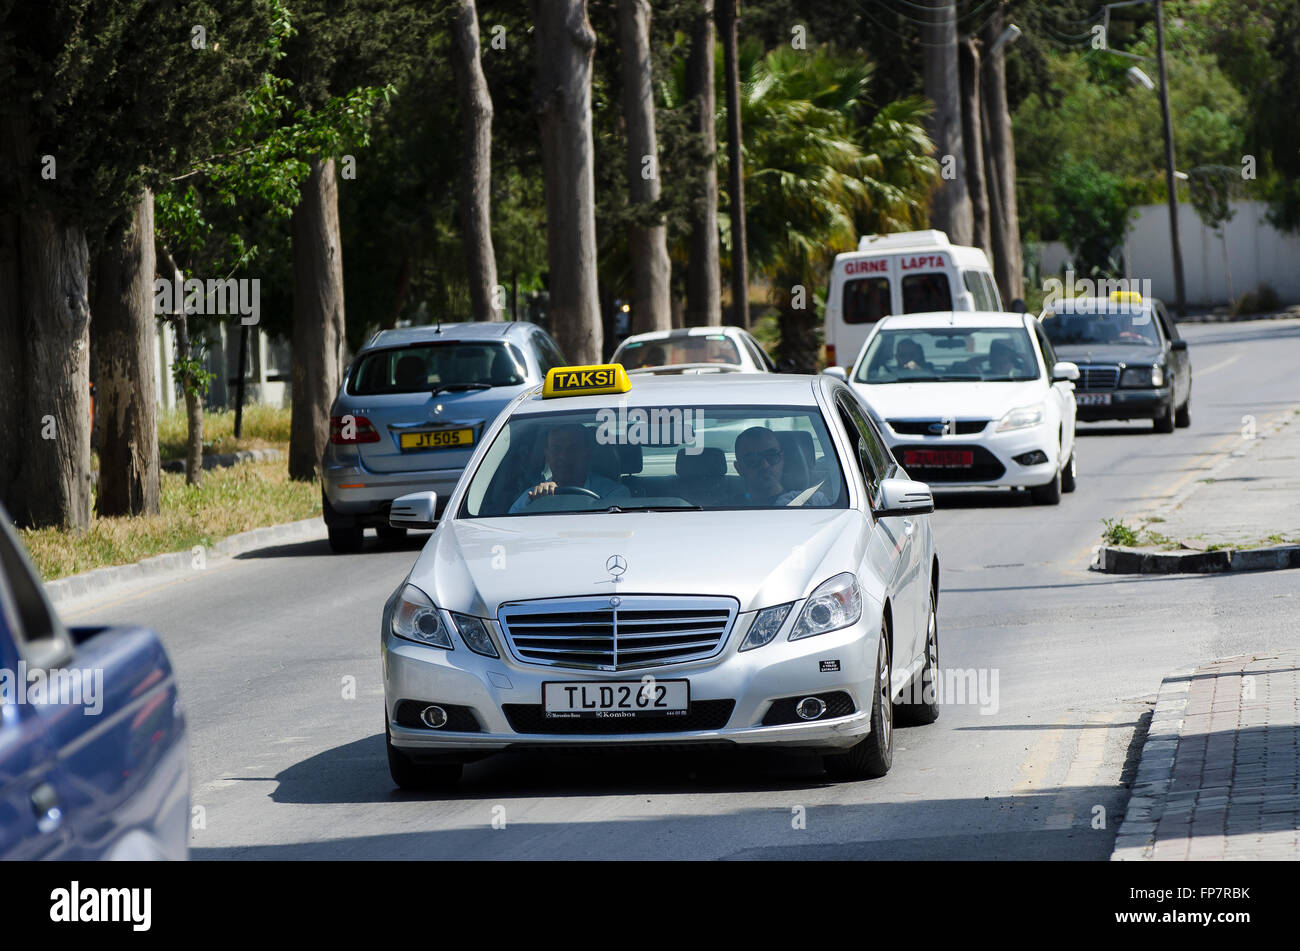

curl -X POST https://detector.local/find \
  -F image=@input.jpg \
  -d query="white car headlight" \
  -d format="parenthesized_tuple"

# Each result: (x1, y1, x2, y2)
(789, 573, 862, 641)
(996, 402, 1046, 432)
(740, 603, 793, 651)
(1120, 364, 1164, 387)
(451, 613, 498, 657)
(391, 584, 453, 648)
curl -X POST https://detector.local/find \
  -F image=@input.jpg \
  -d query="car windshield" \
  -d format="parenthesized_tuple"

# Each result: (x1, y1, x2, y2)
(349, 341, 527, 395)
(616, 335, 742, 369)
(460, 404, 848, 517)
(1041, 307, 1160, 347)
(855, 327, 1040, 383)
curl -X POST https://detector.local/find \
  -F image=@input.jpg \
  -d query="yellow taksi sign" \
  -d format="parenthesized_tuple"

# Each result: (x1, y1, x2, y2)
(542, 364, 632, 399)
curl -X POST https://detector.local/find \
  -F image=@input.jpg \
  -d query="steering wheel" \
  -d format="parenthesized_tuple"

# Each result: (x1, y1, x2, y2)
(552, 485, 601, 499)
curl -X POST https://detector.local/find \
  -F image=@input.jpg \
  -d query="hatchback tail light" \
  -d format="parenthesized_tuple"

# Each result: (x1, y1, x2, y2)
(330, 414, 381, 444)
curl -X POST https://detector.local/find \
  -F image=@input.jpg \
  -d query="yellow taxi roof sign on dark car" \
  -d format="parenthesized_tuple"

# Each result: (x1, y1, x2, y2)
(542, 363, 632, 399)
(1109, 290, 1142, 304)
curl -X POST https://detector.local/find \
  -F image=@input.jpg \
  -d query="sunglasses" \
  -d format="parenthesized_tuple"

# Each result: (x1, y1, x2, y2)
(739, 448, 783, 468)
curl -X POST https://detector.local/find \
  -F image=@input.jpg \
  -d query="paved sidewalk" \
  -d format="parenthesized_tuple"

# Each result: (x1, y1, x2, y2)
(1113, 650, 1300, 860)
(1094, 404, 1300, 572)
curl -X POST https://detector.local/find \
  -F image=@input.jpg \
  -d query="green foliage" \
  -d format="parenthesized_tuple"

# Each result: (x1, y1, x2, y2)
(1048, 158, 1135, 278)
(1101, 518, 1140, 548)
(1188, 165, 1238, 234)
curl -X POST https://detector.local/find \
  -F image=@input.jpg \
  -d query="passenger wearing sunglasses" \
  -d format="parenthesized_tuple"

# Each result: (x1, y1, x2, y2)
(732, 427, 829, 507)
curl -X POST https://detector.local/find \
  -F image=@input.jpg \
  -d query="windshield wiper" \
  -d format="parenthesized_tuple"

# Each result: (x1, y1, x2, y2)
(429, 382, 492, 396)
(602, 503, 704, 513)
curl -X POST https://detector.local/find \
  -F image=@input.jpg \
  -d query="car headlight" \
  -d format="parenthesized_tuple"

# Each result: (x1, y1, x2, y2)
(789, 573, 862, 641)
(740, 603, 793, 651)
(996, 402, 1046, 432)
(451, 613, 498, 658)
(391, 584, 453, 648)
(1120, 364, 1164, 387)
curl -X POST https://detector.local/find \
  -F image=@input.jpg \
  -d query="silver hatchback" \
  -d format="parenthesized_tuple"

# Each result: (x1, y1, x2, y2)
(321, 321, 567, 552)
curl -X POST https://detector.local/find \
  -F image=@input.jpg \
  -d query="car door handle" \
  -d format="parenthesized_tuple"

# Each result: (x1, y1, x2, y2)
(30, 782, 63, 833)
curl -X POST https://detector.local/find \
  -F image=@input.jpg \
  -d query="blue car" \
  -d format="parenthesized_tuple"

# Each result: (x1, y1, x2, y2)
(322, 321, 568, 553)
(0, 505, 188, 860)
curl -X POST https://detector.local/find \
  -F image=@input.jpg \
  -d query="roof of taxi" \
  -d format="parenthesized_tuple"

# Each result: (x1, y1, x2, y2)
(363, 321, 536, 350)
(618, 325, 748, 344)
(517, 371, 824, 410)
(874, 311, 1029, 329)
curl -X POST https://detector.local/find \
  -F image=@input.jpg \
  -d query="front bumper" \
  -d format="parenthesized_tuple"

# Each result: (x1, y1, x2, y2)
(382, 609, 879, 756)
(886, 423, 1061, 490)
(1074, 386, 1171, 422)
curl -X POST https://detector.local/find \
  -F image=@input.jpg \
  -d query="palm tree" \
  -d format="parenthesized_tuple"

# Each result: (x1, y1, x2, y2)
(722, 45, 938, 370)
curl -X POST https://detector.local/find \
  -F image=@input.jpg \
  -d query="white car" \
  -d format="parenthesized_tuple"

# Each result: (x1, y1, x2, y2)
(834, 312, 1080, 504)
(380, 365, 940, 788)
(612, 326, 775, 374)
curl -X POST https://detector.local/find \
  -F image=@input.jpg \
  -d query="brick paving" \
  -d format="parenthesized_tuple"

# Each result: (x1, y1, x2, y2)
(1112, 651, 1300, 860)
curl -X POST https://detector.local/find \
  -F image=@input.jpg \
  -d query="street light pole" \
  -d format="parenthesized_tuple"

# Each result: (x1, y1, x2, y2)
(1154, 0, 1186, 317)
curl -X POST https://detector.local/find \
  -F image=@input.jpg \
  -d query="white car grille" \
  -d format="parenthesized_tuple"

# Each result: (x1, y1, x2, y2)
(497, 596, 738, 671)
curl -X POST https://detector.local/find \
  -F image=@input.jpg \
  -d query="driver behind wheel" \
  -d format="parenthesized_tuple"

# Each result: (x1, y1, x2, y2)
(508, 423, 631, 513)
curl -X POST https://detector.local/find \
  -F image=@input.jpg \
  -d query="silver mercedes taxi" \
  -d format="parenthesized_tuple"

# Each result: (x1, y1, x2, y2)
(380, 364, 940, 789)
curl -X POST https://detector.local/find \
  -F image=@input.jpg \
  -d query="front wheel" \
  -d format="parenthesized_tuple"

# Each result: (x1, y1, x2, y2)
(1175, 396, 1191, 428)
(1030, 465, 1062, 505)
(386, 723, 463, 790)
(1154, 400, 1176, 433)
(896, 591, 940, 726)
(824, 627, 893, 780)
(1060, 448, 1077, 493)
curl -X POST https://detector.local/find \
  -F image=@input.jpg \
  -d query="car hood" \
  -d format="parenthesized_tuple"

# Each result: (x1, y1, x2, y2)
(1050, 343, 1163, 365)
(408, 508, 869, 617)
(852, 379, 1044, 423)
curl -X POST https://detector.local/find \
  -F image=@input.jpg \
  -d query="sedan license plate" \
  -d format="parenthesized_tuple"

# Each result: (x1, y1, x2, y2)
(543, 680, 689, 719)
(399, 428, 475, 451)
(1075, 393, 1112, 406)
(903, 449, 974, 468)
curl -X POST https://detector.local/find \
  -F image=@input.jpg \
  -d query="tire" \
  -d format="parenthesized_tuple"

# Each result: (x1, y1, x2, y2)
(824, 626, 893, 780)
(1060, 447, 1077, 494)
(896, 590, 940, 726)
(1030, 465, 1062, 505)
(328, 525, 364, 554)
(386, 724, 463, 791)
(1154, 400, 1176, 433)
(376, 523, 407, 542)
(1175, 397, 1191, 429)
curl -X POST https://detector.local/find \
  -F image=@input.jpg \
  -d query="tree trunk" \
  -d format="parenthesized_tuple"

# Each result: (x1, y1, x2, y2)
(450, 0, 500, 321)
(684, 0, 721, 327)
(173, 311, 203, 487)
(534, 0, 603, 363)
(920, 0, 973, 245)
(981, 3, 1024, 304)
(720, 0, 749, 329)
(959, 38, 991, 260)
(93, 189, 160, 516)
(618, 0, 672, 335)
(775, 282, 818, 373)
(0, 202, 22, 510)
(290, 157, 347, 481)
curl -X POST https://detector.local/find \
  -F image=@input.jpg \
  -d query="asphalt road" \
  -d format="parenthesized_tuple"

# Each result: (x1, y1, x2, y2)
(62, 317, 1300, 860)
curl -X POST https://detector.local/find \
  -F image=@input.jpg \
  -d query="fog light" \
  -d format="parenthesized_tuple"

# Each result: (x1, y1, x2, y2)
(1013, 450, 1048, 466)
(796, 697, 827, 720)
(420, 705, 449, 729)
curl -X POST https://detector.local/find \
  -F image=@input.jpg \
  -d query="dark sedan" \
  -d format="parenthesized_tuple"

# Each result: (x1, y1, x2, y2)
(1040, 295, 1191, 433)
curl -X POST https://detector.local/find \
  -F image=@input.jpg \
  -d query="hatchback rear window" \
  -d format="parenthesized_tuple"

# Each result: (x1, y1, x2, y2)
(617, 335, 741, 368)
(902, 273, 953, 312)
(349, 342, 527, 395)
(843, 277, 892, 324)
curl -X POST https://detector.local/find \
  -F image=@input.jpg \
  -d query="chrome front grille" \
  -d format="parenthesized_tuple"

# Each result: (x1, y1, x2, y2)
(497, 596, 738, 671)
(1076, 365, 1120, 390)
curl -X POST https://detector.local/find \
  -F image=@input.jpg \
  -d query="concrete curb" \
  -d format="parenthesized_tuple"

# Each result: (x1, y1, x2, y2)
(160, 447, 282, 475)
(1111, 666, 1197, 861)
(43, 516, 326, 607)
(1093, 543, 1300, 574)
(1175, 310, 1298, 324)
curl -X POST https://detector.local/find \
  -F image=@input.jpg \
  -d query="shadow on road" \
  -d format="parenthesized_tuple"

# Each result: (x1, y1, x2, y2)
(234, 532, 428, 560)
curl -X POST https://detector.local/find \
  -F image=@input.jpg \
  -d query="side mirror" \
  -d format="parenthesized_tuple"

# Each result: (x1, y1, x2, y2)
(1052, 361, 1080, 382)
(821, 366, 848, 381)
(873, 477, 934, 517)
(1171, 339, 1188, 351)
(1011, 298, 1027, 314)
(390, 491, 438, 530)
